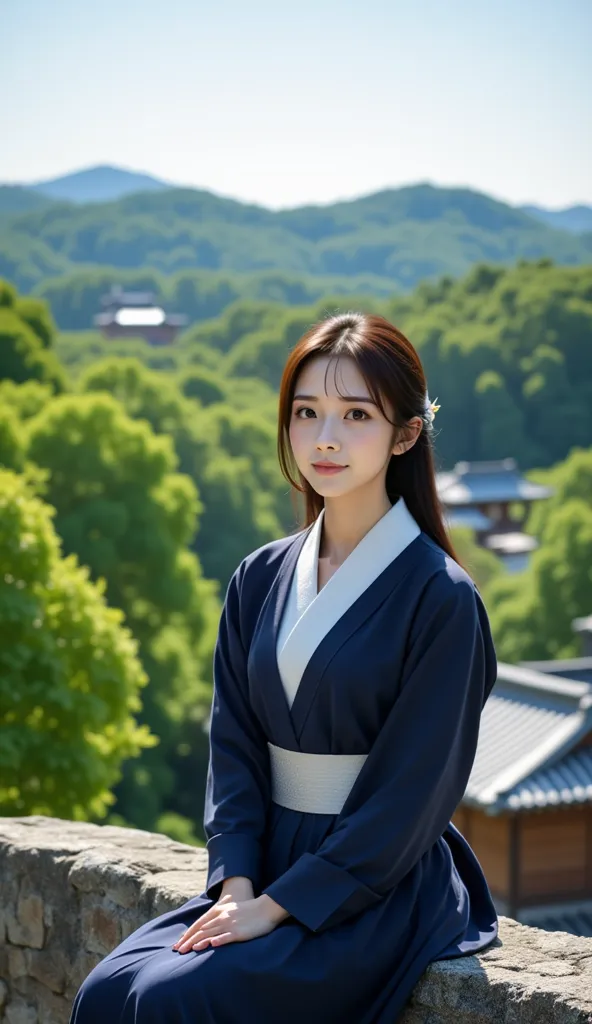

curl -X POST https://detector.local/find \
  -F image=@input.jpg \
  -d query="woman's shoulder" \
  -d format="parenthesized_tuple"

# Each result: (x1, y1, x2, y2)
(231, 528, 307, 594)
(414, 532, 483, 603)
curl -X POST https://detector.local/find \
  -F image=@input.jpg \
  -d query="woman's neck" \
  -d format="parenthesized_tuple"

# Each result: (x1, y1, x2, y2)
(320, 487, 393, 567)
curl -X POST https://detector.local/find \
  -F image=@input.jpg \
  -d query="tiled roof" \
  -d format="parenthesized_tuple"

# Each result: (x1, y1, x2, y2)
(520, 657, 592, 685)
(437, 458, 553, 505)
(94, 308, 188, 329)
(444, 508, 493, 531)
(464, 662, 592, 813)
(483, 531, 538, 555)
(520, 903, 592, 939)
(504, 748, 592, 810)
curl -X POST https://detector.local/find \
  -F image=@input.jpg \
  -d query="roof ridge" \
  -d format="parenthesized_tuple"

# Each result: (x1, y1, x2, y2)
(477, 711, 592, 810)
(497, 661, 592, 704)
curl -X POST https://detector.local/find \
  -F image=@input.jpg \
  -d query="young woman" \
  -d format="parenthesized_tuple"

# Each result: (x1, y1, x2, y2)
(70, 312, 498, 1023)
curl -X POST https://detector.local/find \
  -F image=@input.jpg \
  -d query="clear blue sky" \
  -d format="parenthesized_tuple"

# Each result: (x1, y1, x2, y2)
(3, 0, 591, 209)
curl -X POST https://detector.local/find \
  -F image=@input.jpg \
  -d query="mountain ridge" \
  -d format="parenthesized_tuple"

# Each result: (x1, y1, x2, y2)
(29, 164, 172, 204)
(2, 164, 590, 233)
(2, 168, 591, 298)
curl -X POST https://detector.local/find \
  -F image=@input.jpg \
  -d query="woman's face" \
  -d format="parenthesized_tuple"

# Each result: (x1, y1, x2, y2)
(289, 354, 414, 501)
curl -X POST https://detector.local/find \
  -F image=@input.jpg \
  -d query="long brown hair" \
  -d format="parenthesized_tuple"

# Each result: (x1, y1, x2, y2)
(277, 311, 462, 565)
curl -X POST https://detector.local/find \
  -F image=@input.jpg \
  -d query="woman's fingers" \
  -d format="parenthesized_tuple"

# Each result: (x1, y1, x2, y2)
(173, 908, 230, 951)
(192, 918, 220, 933)
(193, 931, 233, 950)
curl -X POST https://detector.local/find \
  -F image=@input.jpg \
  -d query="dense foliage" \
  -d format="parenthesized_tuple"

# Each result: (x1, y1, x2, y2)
(385, 260, 592, 468)
(485, 449, 592, 662)
(0, 468, 154, 819)
(2, 183, 591, 300)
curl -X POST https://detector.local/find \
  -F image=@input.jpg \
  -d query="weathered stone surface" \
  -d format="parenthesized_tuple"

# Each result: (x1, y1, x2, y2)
(80, 901, 122, 956)
(28, 947, 69, 995)
(1, 815, 592, 1023)
(5, 996, 38, 1024)
(11, 975, 71, 1019)
(6, 893, 45, 949)
(64, 951, 102, 1000)
(7, 945, 28, 978)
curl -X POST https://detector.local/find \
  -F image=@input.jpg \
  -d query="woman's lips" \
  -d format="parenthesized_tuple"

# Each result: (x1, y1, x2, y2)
(311, 463, 347, 475)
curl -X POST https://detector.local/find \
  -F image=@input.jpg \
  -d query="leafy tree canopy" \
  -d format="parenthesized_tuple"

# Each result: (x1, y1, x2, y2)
(0, 468, 155, 819)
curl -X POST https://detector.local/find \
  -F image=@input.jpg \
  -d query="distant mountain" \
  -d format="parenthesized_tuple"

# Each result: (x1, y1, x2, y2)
(29, 165, 173, 204)
(2, 180, 591, 299)
(520, 204, 592, 235)
(0, 185, 55, 216)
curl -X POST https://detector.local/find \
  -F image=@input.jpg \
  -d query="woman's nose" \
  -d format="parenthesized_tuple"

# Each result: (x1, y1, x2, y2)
(315, 423, 341, 450)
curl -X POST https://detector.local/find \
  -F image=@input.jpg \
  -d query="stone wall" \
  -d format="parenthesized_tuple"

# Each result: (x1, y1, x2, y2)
(1, 816, 592, 1023)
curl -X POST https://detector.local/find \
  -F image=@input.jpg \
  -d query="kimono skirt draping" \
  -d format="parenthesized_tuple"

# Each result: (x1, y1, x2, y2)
(70, 496, 499, 1024)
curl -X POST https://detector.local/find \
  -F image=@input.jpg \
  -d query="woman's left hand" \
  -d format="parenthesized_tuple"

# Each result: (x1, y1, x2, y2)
(173, 894, 289, 952)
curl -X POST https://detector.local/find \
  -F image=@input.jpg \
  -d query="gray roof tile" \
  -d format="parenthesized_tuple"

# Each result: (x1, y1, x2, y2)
(436, 458, 553, 505)
(463, 662, 592, 813)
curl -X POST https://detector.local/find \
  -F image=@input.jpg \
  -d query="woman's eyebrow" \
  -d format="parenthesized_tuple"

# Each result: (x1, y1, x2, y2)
(292, 394, 375, 403)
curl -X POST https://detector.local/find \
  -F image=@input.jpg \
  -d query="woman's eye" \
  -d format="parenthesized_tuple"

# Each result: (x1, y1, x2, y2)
(294, 406, 369, 421)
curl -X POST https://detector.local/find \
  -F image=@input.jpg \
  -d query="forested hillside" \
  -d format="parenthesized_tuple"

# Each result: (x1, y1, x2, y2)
(46, 259, 592, 475)
(2, 182, 591, 299)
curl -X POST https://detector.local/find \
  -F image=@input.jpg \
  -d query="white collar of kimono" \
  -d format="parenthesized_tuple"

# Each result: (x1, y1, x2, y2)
(277, 495, 421, 708)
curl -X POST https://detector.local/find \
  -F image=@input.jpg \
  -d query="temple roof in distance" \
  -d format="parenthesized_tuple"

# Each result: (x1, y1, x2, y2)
(95, 307, 187, 328)
(437, 458, 554, 506)
(443, 507, 494, 531)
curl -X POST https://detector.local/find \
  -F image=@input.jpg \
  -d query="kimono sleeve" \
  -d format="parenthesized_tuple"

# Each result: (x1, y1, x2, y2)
(262, 572, 496, 932)
(203, 562, 271, 901)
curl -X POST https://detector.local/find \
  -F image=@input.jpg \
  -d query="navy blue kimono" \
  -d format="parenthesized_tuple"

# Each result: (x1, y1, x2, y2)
(70, 496, 498, 1024)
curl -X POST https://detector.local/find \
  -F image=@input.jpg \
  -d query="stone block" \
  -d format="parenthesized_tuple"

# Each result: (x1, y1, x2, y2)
(5, 997, 37, 1024)
(7, 945, 28, 978)
(7, 892, 45, 949)
(81, 903, 121, 957)
(28, 947, 68, 994)
(65, 950, 102, 999)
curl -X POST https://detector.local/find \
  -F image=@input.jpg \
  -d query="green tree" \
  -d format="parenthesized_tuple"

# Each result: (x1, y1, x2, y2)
(14, 295, 56, 348)
(0, 468, 155, 819)
(526, 447, 592, 538)
(178, 366, 227, 406)
(0, 406, 25, 471)
(79, 356, 283, 587)
(484, 448, 592, 661)
(0, 279, 67, 390)
(475, 370, 535, 462)
(0, 379, 56, 421)
(24, 392, 220, 830)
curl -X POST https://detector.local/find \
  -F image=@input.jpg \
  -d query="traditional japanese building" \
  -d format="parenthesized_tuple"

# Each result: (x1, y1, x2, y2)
(437, 458, 554, 572)
(94, 286, 187, 345)
(454, 639, 592, 938)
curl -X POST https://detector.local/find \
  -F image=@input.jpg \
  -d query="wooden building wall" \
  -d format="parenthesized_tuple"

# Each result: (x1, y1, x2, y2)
(452, 806, 509, 897)
(453, 804, 592, 907)
(519, 807, 592, 903)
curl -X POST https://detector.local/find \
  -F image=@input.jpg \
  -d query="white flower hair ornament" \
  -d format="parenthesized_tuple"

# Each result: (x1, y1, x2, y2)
(423, 393, 441, 425)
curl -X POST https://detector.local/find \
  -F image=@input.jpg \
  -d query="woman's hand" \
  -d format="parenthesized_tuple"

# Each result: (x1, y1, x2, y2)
(173, 893, 289, 952)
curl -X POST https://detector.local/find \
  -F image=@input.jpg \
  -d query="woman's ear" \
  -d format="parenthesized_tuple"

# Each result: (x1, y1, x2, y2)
(392, 416, 423, 456)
